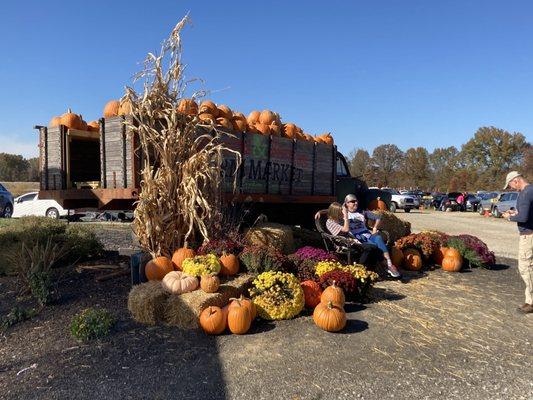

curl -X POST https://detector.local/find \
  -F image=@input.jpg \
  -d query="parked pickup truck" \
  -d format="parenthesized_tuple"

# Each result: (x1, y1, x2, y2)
(380, 188, 417, 212)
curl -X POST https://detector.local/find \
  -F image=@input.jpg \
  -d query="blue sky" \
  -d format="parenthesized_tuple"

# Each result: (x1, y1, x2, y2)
(0, 0, 531, 158)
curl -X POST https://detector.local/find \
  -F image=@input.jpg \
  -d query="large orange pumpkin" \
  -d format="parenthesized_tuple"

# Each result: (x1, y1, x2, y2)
(321, 281, 345, 306)
(304, 133, 315, 142)
(247, 110, 261, 125)
(390, 246, 404, 268)
(49, 116, 62, 128)
(313, 301, 346, 332)
(118, 99, 132, 115)
(282, 123, 298, 139)
(145, 256, 174, 280)
(269, 123, 281, 136)
(232, 117, 247, 132)
(259, 110, 276, 125)
(78, 116, 88, 131)
(227, 300, 252, 334)
(60, 108, 81, 130)
(199, 100, 218, 117)
(433, 246, 449, 265)
(217, 105, 233, 120)
(87, 120, 100, 132)
(442, 248, 463, 272)
(246, 124, 259, 134)
(255, 123, 270, 135)
(216, 117, 233, 130)
(199, 306, 226, 335)
(177, 98, 198, 115)
(368, 197, 388, 211)
(301, 280, 322, 308)
(219, 254, 239, 276)
(103, 100, 120, 118)
(315, 133, 333, 145)
(172, 247, 196, 271)
(403, 248, 423, 271)
(200, 273, 220, 293)
(198, 113, 216, 123)
(228, 295, 256, 320)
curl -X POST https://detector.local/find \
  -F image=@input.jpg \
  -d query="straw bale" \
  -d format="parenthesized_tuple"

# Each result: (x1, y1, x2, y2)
(368, 211, 411, 243)
(244, 223, 295, 254)
(164, 273, 255, 329)
(127, 281, 169, 325)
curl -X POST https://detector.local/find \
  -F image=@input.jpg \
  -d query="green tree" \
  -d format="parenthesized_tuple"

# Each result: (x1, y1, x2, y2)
(371, 144, 404, 187)
(347, 148, 371, 179)
(429, 147, 459, 192)
(27, 157, 40, 182)
(0, 153, 30, 181)
(400, 147, 431, 189)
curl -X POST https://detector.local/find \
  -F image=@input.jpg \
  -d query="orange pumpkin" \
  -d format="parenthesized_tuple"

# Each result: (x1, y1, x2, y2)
(118, 99, 132, 115)
(269, 123, 281, 136)
(172, 247, 196, 270)
(313, 301, 346, 332)
(403, 248, 423, 271)
(390, 246, 404, 268)
(233, 111, 245, 119)
(321, 281, 345, 306)
(78, 116, 88, 131)
(259, 110, 276, 125)
(145, 256, 174, 280)
(227, 300, 252, 334)
(199, 100, 219, 117)
(103, 100, 120, 118)
(199, 306, 226, 335)
(219, 254, 239, 276)
(282, 123, 298, 139)
(216, 117, 233, 130)
(49, 116, 62, 128)
(217, 105, 233, 120)
(433, 246, 449, 265)
(368, 197, 388, 211)
(229, 295, 256, 320)
(60, 108, 81, 130)
(247, 110, 261, 125)
(442, 248, 463, 272)
(87, 120, 100, 132)
(177, 98, 198, 115)
(304, 133, 315, 142)
(231, 117, 247, 132)
(301, 280, 322, 308)
(255, 123, 271, 135)
(200, 273, 220, 293)
(246, 124, 259, 134)
(198, 113, 216, 123)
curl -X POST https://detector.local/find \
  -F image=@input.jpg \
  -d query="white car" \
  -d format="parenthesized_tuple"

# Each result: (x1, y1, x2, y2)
(12, 192, 70, 219)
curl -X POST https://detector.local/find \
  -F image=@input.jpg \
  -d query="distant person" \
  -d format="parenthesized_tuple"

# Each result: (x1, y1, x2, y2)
(502, 171, 533, 314)
(456, 192, 465, 211)
(323, 195, 401, 278)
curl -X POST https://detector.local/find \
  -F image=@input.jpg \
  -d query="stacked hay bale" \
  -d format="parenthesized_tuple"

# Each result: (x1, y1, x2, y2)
(367, 211, 411, 243)
(244, 222, 295, 255)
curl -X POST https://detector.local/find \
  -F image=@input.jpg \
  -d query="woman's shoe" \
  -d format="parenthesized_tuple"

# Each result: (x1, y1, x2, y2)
(387, 264, 401, 278)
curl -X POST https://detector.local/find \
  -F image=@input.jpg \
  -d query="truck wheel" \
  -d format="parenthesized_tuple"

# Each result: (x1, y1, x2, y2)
(46, 207, 59, 219)
(389, 202, 397, 213)
(404, 208, 411, 213)
(2, 203, 13, 218)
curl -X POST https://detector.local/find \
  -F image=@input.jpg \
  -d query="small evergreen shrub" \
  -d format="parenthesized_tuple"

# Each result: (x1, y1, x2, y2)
(70, 308, 115, 342)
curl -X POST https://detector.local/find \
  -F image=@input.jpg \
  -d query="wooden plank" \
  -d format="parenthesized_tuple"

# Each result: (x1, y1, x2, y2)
(292, 140, 314, 195)
(241, 133, 269, 194)
(267, 135, 293, 195)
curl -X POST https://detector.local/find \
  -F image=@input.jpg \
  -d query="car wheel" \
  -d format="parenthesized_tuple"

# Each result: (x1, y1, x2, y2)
(404, 208, 411, 213)
(389, 202, 397, 213)
(2, 203, 13, 218)
(492, 207, 501, 218)
(46, 207, 59, 219)
(478, 206, 485, 215)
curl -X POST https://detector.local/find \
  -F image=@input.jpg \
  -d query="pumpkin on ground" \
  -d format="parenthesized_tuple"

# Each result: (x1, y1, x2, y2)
(177, 98, 198, 115)
(199, 100, 218, 116)
(229, 295, 256, 320)
(145, 256, 174, 281)
(103, 100, 120, 118)
(390, 246, 404, 268)
(433, 246, 449, 265)
(219, 253, 239, 276)
(199, 306, 226, 335)
(162, 270, 199, 294)
(403, 248, 423, 271)
(247, 110, 261, 125)
(313, 301, 346, 332)
(301, 280, 322, 308)
(49, 116, 62, 128)
(171, 247, 196, 270)
(200, 273, 220, 293)
(442, 248, 463, 272)
(368, 197, 388, 211)
(321, 281, 345, 306)
(60, 108, 81, 130)
(227, 300, 252, 334)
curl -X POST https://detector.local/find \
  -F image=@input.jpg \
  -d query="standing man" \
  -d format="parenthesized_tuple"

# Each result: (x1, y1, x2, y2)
(502, 171, 533, 314)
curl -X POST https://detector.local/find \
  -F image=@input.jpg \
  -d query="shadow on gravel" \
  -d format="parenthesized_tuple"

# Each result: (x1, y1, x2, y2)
(366, 287, 406, 304)
(246, 320, 276, 335)
(341, 319, 369, 334)
(486, 263, 511, 271)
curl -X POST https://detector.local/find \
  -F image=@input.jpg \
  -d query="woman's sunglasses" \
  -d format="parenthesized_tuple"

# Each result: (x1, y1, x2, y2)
(347, 200, 358, 204)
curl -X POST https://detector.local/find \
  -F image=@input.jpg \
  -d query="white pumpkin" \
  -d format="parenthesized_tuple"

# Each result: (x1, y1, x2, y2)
(162, 271, 199, 294)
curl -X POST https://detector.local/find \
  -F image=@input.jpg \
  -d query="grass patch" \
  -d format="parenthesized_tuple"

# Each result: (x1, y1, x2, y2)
(1, 182, 39, 198)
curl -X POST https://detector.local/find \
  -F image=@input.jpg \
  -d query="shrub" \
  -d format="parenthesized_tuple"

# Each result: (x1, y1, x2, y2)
(70, 308, 115, 342)
(446, 237, 487, 268)
(197, 238, 243, 257)
(239, 245, 290, 274)
(292, 246, 337, 262)
(1, 306, 38, 331)
(394, 233, 440, 259)
(288, 255, 318, 282)
(453, 234, 495, 267)
(319, 270, 358, 299)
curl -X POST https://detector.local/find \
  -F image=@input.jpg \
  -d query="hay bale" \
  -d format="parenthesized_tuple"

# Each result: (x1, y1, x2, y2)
(164, 273, 255, 329)
(368, 211, 411, 244)
(127, 281, 169, 325)
(244, 223, 294, 254)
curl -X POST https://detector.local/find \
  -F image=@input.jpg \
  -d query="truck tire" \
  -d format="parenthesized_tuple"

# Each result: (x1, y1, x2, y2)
(2, 203, 13, 218)
(389, 202, 397, 213)
(404, 208, 411, 213)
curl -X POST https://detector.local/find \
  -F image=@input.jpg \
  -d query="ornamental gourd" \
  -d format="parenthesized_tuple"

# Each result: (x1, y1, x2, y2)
(403, 248, 423, 271)
(162, 271, 199, 294)
(229, 295, 256, 320)
(227, 300, 252, 334)
(200, 273, 220, 293)
(199, 306, 226, 335)
(60, 108, 81, 130)
(172, 247, 196, 270)
(145, 256, 174, 280)
(390, 246, 404, 268)
(321, 281, 345, 306)
(301, 280, 322, 308)
(219, 254, 239, 276)
(313, 301, 346, 332)
(442, 248, 463, 272)
(103, 100, 120, 118)
(177, 98, 198, 115)
(199, 100, 218, 117)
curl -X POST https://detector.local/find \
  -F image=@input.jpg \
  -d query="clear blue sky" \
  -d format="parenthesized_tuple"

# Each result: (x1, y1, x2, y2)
(1, 0, 532, 158)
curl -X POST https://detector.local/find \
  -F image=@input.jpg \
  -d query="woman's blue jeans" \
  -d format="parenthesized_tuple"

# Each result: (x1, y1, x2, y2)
(368, 234, 388, 254)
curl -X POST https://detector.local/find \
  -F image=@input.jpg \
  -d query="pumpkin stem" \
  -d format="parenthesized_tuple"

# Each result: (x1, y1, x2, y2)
(327, 301, 335, 309)
(332, 280, 337, 288)
(67, 107, 72, 113)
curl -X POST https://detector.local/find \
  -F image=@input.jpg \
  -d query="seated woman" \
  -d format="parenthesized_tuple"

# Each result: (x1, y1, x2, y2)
(325, 195, 401, 278)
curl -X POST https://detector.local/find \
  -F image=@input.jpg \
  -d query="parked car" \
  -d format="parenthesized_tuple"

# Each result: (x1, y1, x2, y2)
(438, 192, 463, 211)
(380, 188, 416, 212)
(477, 192, 500, 215)
(12, 192, 71, 219)
(464, 194, 481, 212)
(402, 191, 422, 208)
(0, 183, 14, 218)
(491, 192, 519, 218)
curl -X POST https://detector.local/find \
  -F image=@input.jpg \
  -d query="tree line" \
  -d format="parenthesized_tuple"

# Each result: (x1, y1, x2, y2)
(347, 126, 531, 192)
(0, 153, 39, 182)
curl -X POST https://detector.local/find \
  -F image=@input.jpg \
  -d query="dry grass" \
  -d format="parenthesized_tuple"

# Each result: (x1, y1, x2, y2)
(127, 281, 169, 325)
(1, 182, 39, 197)
(124, 16, 240, 258)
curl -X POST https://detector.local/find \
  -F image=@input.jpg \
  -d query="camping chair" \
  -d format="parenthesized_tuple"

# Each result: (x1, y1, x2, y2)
(314, 210, 389, 267)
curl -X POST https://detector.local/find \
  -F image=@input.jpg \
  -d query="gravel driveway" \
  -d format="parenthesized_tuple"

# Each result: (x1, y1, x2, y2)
(397, 210, 519, 259)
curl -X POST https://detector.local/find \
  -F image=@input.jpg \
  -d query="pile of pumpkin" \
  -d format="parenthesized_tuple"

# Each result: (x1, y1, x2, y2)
(102, 97, 334, 145)
(48, 108, 100, 132)
(304, 280, 348, 333)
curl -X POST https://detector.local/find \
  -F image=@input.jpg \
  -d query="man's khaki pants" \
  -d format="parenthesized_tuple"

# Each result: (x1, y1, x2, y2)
(518, 234, 533, 305)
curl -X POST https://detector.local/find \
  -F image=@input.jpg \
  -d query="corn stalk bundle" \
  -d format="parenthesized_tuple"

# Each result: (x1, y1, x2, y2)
(124, 16, 240, 257)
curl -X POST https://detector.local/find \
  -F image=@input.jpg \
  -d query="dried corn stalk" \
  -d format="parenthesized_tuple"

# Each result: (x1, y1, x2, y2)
(124, 16, 240, 257)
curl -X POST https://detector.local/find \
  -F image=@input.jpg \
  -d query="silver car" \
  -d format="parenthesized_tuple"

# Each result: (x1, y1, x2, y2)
(491, 192, 518, 218)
